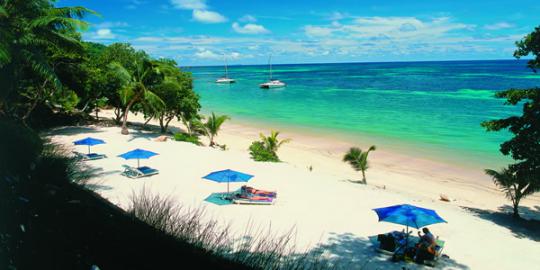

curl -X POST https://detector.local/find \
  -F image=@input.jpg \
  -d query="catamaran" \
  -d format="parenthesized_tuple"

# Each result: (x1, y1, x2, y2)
(216, 58, 235, 84)
(260, 55, 285, 89)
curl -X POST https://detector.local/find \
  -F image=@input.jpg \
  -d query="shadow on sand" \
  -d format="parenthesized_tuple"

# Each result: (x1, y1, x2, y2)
(301, 232, 469, 269)
(44, 125, 103, 136)
(461, 205, 540, 242)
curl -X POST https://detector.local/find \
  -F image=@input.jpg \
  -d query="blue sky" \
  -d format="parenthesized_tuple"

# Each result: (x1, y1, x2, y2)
(59, 0, 539, 66)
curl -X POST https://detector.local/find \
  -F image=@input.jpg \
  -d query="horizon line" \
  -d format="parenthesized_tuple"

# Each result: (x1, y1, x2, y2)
(180, 58, 528, 68)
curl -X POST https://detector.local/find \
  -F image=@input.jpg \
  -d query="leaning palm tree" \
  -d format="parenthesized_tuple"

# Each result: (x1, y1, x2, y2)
(343, 145, 376, 184)
(260, 130, 291, 153)
(485, 167, 538, 219)
(109, 59, 165, 135)
(203, 112, 230, 147)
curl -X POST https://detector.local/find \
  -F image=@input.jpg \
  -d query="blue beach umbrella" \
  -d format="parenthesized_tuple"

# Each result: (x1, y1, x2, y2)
(73, 137, 105, 154)
(373, 204, 446, 245)
(202, 169, 253, 194)
(118, 148, 158, 168)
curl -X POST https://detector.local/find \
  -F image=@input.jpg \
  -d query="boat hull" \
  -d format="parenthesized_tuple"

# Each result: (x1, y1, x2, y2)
(216, 78, 236, 84)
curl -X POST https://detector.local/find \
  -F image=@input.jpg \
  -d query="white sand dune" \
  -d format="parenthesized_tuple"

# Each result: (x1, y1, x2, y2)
(48, 112, 540, 269)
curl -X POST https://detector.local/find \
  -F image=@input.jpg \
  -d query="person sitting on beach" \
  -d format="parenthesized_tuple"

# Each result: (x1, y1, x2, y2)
(418, 228, 435, 248)
(415, 228, 436, 262)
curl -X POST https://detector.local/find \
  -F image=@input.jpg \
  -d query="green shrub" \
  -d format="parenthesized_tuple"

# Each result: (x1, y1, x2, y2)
(249, 141, 279, 162)
(173, 132, 201, 145)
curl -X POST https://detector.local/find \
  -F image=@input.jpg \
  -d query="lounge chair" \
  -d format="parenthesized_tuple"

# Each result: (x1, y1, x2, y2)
(121, 165, 159, 178)
(241, 185, 277, 198)
(73, 151, 107, 161)
(232, 194, 275, 205)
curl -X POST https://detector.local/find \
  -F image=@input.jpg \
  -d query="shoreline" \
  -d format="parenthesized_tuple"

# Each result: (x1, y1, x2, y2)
(215, 117, 540, 210)
(199, 108, 512, 172)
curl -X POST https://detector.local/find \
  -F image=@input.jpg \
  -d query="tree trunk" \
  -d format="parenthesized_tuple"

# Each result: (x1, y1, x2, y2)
(361, 170, 367, 184)
(121, 96, 139, 135)
(163, 117, 173, 134)
(95, 98, 99, 120)
(22, 79, 48, 124)
(159, 117, 165, 133)
(143, 114, 153, 128)
(512, 198, 521, 219)
(209, 134, 215, 147)
(114, 107, 124, 124)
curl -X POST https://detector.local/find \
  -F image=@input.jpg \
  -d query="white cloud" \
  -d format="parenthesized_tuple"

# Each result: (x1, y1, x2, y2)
(192, 9, 227, 23)
(195, 48, 220, 59)
(484, 22, 514, 30)
(124, 15, 520, 65)
(239, 15, 257, 22)
(171, 0, 206, 10)
(232, 22, 269, 34)
(194, 48, 244, 60)
(304, 25, 334, 37)
(94, 28, 115, 39)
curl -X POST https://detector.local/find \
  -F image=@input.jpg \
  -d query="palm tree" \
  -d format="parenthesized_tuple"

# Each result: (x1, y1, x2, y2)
(0, 0, 95, 120)
(485, 168, 538, 219)
(260, 130, 291, 153)
(203, 112, 230, 147)
(109, 59, 165, 135)
(343, 146, 376, 184)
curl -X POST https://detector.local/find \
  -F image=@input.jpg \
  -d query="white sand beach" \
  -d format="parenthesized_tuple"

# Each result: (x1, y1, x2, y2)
(48, 111, 540, 269)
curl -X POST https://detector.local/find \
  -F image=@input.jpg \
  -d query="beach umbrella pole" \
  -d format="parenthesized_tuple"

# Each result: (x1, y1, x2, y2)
(137, 158, 140, 168)
(88, 145, 91, 154)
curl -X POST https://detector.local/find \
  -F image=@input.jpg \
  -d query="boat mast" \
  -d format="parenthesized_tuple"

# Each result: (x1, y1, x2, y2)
(267, 54, 273, 81)
(224, 57, 229, 78)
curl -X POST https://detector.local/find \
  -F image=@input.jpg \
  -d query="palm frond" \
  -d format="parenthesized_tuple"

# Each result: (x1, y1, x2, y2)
(107, 62, 132, 82)
(21, 49, 61, 89)
(30, 16, 90, 31)
(0, 40, 10, 66)
(48, 6, 98, 19)
(0, 6, 7, 17)
(119, 85, 135, 105)
(143, 89, 165, 111)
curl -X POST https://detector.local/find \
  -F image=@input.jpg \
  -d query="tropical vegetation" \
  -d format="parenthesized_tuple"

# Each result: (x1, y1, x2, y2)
(343, 146, 376, 184)
(203, 112, 230, 147)
(481, 26, 540, 218)
(249, 130, 291, 162)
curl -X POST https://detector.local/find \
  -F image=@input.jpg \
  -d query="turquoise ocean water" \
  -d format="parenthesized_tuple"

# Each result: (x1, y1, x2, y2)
(187, 60, 540, 168)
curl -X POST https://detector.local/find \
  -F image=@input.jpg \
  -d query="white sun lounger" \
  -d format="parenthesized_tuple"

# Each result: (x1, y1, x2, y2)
(121, 165, 159, 178)
(231, 197, 275, 205)
(73, 151, 107, 161)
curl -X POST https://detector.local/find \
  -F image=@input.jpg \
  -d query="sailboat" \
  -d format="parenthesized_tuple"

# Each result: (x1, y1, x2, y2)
(259, 55, 285, 89)
(216, 58, 235, 84)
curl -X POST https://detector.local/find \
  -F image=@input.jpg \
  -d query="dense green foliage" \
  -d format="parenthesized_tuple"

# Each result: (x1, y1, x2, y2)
(514, 26, 540, 72)
(0, 0, 94, 123)
(482, 26, 540, 218)
(249, 131, 290, 162)
(173, 132, 201, 145)
(203, 112, 230, 147)
(0, 1, 199, 132)
(343, 146, 376, 184)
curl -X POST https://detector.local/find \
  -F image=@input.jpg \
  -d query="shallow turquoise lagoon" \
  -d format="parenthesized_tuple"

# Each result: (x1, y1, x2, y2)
(186, 60, 539, 168)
